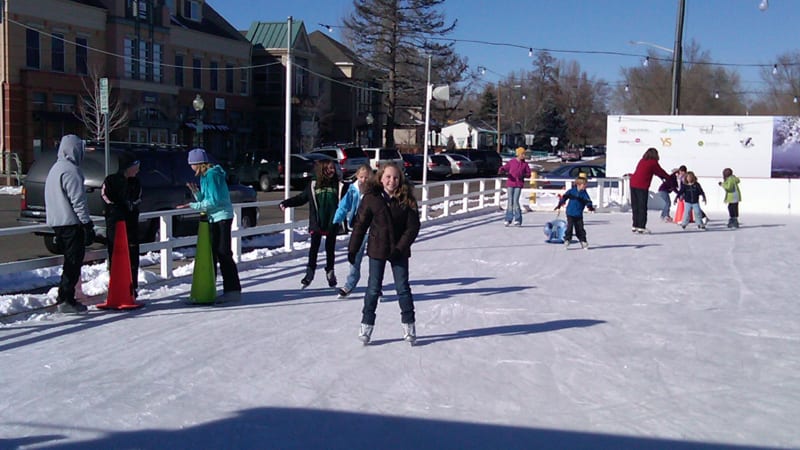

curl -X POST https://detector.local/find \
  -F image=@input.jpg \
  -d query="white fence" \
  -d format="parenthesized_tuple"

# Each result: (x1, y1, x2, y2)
(0, 176, 635, 280)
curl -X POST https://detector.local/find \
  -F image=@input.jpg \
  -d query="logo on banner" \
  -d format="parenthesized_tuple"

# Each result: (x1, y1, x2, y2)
(660, 137, 672, 147)
(740, 137, 754, 148)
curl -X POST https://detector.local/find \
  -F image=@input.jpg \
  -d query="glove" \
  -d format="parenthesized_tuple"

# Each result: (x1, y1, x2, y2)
(82, 222, 96, 246)
(348, 252, 356, 265)
(389, 247, 402, 261)
(588, 206, 595, 212)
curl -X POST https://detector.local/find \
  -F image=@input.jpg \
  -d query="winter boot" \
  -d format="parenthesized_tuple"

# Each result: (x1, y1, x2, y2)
(326, 270, 337, 287)
(301, 265, 315, 287)
(402, 322, 417, 345)
(359, 323, 374, 344)
(732, 217, 739, 228)
(58, 301, 88, 314)
(337, 287, 351, 299)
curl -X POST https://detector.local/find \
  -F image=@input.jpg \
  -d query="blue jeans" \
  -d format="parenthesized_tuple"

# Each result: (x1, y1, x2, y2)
(344, 237, 367, 291)
(681, 202, 703, 227)
(658, 191, 671, 218)
(361, 257, 415, 326)
(505, 186, 523, 224)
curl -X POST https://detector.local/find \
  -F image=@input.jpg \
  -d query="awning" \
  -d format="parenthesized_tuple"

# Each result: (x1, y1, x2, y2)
(184, 122, 230, 131)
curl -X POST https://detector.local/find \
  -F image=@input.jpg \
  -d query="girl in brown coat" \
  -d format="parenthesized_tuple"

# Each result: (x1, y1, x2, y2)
(348, 163, 420, 345)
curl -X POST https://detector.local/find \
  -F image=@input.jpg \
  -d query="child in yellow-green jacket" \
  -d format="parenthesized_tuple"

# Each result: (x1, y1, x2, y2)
(719, 167, 741, 229)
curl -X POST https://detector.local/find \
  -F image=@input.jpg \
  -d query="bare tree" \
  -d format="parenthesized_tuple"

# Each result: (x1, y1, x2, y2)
(749, 51, 800, 115)
(75, 66, 129, 142)
(612, 41, 747, 116)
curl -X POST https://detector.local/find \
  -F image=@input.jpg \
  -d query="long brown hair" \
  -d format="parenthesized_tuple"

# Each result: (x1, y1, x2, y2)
(313, 159, 339, 188)
(642, 147, 660, 160)
(368, 162, 417, 209)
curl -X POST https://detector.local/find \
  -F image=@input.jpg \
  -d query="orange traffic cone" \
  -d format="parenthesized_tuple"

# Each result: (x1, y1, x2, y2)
(674, 199, 694, 224)
(97, 221, 143, 310)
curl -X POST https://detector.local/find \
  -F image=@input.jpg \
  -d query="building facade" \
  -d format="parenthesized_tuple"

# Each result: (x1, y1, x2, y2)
(1, 0, 255, 171)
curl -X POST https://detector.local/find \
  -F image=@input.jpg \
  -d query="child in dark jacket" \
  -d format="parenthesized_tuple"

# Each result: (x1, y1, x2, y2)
(675, 171, 707, 230)
(101, 155, 142, 296)
(657, 169, 679, 222)
(554, 177, 595, 249)
(280, 159, 341, 287)
(348, 163, 420, 345)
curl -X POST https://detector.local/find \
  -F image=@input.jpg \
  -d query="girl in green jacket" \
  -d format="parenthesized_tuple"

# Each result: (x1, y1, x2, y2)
(719, 167, 742, 229)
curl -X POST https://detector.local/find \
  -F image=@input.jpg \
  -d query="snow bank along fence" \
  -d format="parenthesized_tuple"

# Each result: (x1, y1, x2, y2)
(0, 175, 632, 281)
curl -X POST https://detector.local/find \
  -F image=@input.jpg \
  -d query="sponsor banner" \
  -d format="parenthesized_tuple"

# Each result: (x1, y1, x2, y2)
(606, 115, 778, 178)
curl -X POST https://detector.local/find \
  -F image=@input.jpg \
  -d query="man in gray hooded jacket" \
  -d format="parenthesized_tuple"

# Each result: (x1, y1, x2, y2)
(45, 134, 95, 313)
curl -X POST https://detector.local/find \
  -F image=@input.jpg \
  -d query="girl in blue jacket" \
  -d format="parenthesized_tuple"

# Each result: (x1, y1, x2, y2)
(333, 165, 371, 298)
(177, 148, 241, 301)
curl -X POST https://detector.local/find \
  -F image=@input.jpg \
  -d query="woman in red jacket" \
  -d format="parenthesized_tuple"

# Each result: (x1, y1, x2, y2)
(629, 147, 669, 234)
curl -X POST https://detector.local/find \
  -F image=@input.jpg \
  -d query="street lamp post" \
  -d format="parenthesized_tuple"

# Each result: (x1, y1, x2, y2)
(365, 112, 374, 147)
(192, 94, 205, 147)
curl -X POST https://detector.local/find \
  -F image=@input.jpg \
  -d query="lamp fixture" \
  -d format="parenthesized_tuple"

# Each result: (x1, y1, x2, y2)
(758, 0, 768, 11)
(192, 94, 204, 112)
(773, 64, 779, 75)
(318, 22, 334, 32)
(477, 66, 486, 75)
(624, 84, 630, 92)
(528, 48, 533, 57)
(643, 56, 649, 67)
(714, 90, 720, 99)
(794, 96, 798, 104)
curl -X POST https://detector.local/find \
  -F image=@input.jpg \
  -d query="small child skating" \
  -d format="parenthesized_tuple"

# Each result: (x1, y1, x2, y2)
(675, 171, 707, 230)
(332, 165, 371, 298)
(554, 177, 595, 249)
(719, 167, 741, 228)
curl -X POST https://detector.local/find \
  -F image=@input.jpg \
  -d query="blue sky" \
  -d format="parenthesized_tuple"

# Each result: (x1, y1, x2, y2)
(211, 0, 796, 94)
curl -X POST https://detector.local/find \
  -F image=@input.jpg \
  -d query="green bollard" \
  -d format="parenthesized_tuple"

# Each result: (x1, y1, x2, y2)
(189, 214, 216, 304)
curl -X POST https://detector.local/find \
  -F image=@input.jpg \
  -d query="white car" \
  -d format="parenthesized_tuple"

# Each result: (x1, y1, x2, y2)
(440, 153, 478, 177)
(363, 147, 404, 172)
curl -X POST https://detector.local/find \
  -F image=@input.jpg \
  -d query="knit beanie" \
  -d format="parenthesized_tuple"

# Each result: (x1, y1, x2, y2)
(187, 148, 209, 165)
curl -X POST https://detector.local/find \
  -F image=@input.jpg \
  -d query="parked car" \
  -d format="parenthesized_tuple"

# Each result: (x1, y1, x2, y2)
(19, 147, 259, 253)
(537, 163, 607, 190)
(446, 149, 502, 177)
(402, 153, 424, 181)
(440, 153, 478, 178)
(231, 149, 280, 192)
(363, 147, 403, 172)
(401, 154, 452, 181)
(309, 144, 369, 180)
(560, 148, 582, 162)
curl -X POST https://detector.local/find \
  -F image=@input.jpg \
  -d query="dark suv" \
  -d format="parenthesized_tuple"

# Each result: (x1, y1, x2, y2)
(19, 146, 258, 253)
(446, 149, 502, 176)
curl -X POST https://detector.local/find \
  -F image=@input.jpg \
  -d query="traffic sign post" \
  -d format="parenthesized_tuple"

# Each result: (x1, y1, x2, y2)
(100, 78, 110, 176)
(550, 136, 559, 155)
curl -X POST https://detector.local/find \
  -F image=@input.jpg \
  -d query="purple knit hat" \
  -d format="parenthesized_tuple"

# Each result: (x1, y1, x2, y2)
(187, 148, 209, 164)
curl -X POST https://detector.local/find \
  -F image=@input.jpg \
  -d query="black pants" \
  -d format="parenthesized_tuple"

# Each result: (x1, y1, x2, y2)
(728, 202, 739, 218)
(210, 219, 241, 293)
(54, 224, 86, 305)
(630, 188, 649, 228)
(565, 215, 587, 243)
(106, 217, 140, 293)
(307, 231, 336, 272)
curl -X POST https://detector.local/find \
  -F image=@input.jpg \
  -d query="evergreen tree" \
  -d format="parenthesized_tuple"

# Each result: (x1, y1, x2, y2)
(343, 0, 459, 148)
(532, 102, 569, 152)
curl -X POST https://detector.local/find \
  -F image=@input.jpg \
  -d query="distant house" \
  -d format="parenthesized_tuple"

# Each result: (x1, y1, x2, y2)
(440, 119, 498, 150)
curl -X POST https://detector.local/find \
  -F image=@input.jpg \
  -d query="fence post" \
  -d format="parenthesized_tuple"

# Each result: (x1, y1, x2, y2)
(232, 205, 242, 263)
(443, 183, 451, 217)
(478, 179, 486, 209)
(462, 181, 469, 211)
(494, 179, 502, 207)
(159, 215, 174, 278)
